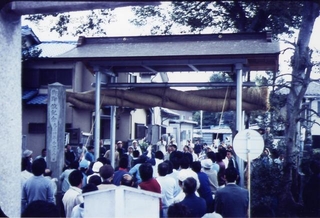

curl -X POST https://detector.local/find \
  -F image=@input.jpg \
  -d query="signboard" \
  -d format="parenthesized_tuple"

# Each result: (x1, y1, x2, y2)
(233, 129, 264, 162)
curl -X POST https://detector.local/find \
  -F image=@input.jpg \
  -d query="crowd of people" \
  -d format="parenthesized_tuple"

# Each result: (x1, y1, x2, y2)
(19, 138, 252, 218)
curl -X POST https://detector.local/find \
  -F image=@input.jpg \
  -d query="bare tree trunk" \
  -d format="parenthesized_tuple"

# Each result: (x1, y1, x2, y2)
(279, 1, 319, 216)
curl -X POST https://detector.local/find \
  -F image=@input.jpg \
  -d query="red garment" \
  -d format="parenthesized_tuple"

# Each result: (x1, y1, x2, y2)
(139, 178, 162, 209)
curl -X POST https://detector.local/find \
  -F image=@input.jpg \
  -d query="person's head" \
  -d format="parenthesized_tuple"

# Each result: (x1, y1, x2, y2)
(99, 164, 114, 181)
(92, 161, 103, 173)
(65, 144, 71, 151)
(128, 146, 134, 153)
(69, 160, 80, 170)
(40, 148, 47, 157)
(226, 150, 233, 160)
(121, 174, 135, 187)
(88, 175, 102, 186)
(183, 145, 190, 153)
(133, 150, 140, 158)
(79, 159, 90, 170)
(158, 162, 169, 177)
(118, 156, 129, 169)
(167, 202, 191, 217)
(97, 157, 110, 165)
(116, 141, 123, 149)
(171, 144, 177, 151)
(139, 163, 153, 182)
(23, 149, 33, 159)
(218, 146, 227, 159)
(68, 169, 83, 187)
(191, 161, 201, 173)
(21, 200, 59, 217)
(207, 151, 217, 163)
(87, 145, 94, 153)
(155, 150, 164, 160)
(31, 158, 46, 176)
(164, 160, 173, 174)
(182, 177, 197, 195)
(82, 183, 98, 194)
(225, 167, 238, 183)
(201, 159, 213, 170)
(132, 140, 138, 148)
(170, 156, 180, 170)
(179, 156, 191, 169)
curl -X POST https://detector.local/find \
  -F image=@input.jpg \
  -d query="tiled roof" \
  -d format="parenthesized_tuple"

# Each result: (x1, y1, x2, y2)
(59, 32, 279, 58)
(27, 94, 47, 105)
(36, 41, 77, 58)
(22, 89, 38, 100)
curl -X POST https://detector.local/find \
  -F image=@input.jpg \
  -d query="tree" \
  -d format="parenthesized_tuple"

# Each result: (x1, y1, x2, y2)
(132, 1, 319, 216)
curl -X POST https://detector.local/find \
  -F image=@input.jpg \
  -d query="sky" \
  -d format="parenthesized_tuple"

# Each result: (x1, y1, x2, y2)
(21, 4, 320, 82)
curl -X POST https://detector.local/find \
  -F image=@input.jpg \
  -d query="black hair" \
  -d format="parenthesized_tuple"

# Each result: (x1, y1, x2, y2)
(158, 162, 169, 176)
(155, 150, 164, 160)
(167, 202, 191, 217)
(206, 151, 217, 162)
(133, 150, 140, 158)
(191, 161, 201, 173)
(97, 157, 110, 165)
(82, 183, 98, 194)
(225, 167, 238, 182)
(31, 158, 46, 176)
(21, 200, 59, 217)
(88, 175, 102, 186)
(164, 160, 173, 174)
(180, 156, 191, 169)
(139, 163, 153, 182)
(118, 156, 129, 168)
(121, 174, 135, 187)
(69, 160, 79, 170)
(68, 170, 83, 187)
(182, 177, 197, 195)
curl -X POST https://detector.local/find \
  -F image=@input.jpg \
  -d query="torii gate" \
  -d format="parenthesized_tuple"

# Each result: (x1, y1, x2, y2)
(0, 1, 279, 217)
(0, 1, 158, 217)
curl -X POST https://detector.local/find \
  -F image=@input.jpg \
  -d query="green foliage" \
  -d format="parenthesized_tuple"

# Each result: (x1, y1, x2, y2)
(132, 1, 304, 37)
(251, 158, 284, 215)
(24, 9, 114, 37)
(22, 38, 42, 61)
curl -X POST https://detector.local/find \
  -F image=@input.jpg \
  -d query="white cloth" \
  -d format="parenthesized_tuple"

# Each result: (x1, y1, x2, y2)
(152, 158, 163, 178)
(21, 170, 33, 189)
(70, 204, 84, 218)
(62, 186, 84, 218)
(156, 175, 177, 209)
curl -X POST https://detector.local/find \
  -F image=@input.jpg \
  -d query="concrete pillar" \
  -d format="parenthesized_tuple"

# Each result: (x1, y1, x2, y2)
(46, 83, 66, 180)
(0, 8, 22, 218)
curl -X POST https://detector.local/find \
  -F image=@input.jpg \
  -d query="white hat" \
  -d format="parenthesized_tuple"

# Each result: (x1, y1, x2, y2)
(201, 159, 213, 169)
(23, 149, 33, 158)
(92, 161, 103, 172)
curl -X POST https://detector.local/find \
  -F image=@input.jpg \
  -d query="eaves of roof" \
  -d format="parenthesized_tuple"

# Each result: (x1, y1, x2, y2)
(31, 32, 280, 73)
(57, 32, 279, 59)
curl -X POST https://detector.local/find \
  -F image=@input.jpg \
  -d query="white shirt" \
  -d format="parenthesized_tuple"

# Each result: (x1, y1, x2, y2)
(62, 186, 83, 218)
(156, 175, 177, 208)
